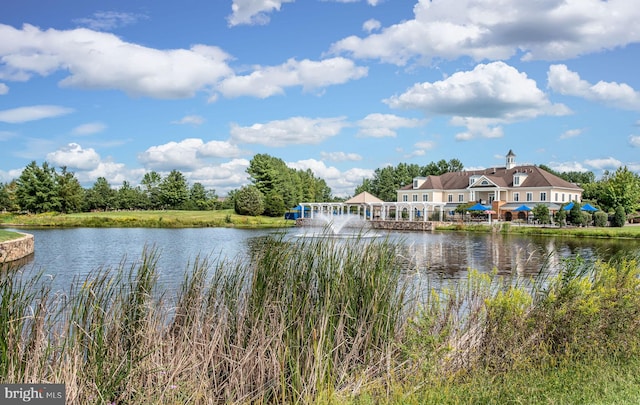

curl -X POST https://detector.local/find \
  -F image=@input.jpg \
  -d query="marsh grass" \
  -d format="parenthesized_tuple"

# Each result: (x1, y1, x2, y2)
(2, 233, 640, 404)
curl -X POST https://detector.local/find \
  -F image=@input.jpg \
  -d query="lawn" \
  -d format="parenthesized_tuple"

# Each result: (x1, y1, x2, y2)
(0, 209, 295, 229)
(0, 229, 23, 242)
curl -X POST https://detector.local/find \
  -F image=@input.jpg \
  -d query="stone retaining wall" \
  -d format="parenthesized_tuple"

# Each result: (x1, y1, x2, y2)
(0, 233, 35, 262)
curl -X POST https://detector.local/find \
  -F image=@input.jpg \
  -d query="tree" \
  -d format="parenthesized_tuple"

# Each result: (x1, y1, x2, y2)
(599, 167, 640, 214)
(567, 202, 584, 226)
(159, 170, 189, 209)
(0, 182, 18, 212)
(141, 171, 163, 209)
(532, 204, 550, 225)
(185, 182, 216, 210)
(234, 185, 264, 216)
(15, 161, 61, 213)
(86, 177, 116, 211)
(611, 205, 627, 227)
(55, 167, 85, 213)
(263, 190, 286, 217)
(117, 181, 147, 210)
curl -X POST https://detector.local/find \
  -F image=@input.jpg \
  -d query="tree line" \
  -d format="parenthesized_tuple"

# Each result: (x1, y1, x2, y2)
(0, 161, 220, 213)
(1, 156, 638, 220)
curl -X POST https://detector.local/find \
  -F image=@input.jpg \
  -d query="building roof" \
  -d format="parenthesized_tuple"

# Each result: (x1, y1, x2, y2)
(344, 191, 384, 204)
(400, 165, 582, 192)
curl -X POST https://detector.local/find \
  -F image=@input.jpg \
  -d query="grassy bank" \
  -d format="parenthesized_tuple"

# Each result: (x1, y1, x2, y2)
(0, 209, 294, 229)
(437, 221, 640, 239)
(2, 233, 640, 403)
(0, 229, 23, 242)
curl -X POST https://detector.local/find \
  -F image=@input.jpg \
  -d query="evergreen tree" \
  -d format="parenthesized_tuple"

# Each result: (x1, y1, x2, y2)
(234, 185, 264, 216)
(56, 167, 85, 213)
(141, 171, 163, 209)
(86, 177, 116, 211)
(159, 170, 189, 209)
(15, 161, 61, 213)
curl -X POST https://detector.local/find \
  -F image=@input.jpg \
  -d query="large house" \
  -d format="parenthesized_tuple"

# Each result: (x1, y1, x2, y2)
(397, 150, 583, 221)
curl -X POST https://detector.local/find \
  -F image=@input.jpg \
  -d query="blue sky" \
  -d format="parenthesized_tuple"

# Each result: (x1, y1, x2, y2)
(1, 0, 639, 197)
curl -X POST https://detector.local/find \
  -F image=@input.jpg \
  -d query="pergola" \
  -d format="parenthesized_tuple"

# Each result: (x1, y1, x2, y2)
(298, 192, 448, 222)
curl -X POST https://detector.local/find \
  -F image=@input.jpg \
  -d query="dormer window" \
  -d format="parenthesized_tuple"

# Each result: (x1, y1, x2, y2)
(412, 177, 426, 189)
(513, 173, 528, 187)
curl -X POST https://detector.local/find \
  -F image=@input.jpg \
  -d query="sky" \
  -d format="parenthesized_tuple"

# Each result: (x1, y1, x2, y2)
(1, 0, 639, 198)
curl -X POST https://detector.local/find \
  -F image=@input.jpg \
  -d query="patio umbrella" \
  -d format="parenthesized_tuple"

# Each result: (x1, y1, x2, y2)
(562, 202, 575, 211)
(467, 202, 491, 211)
(581, 203, 598, 212)
(513, 204, 532, 212)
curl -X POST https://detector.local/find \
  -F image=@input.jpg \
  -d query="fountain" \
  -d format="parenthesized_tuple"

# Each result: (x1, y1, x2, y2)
(296, 213, 382, 238)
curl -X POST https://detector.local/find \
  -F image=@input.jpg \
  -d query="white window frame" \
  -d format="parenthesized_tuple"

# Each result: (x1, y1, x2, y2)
(540, 192, 547, 202)
(513, 192, 519, 202)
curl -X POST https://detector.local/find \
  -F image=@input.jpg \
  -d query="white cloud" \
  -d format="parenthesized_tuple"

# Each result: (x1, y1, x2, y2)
(0, 105, 74, 123)
(386, 62, 568, 140)
(138, 138, 244, 170)
(548, 64, 640, 111)
(227, 0, 295, 26)
(72, 122, 106, 136)
(330, 0, 640, 64)
(320, 151, 362, 162)
(0, 83, 7, 94)
(628, 135, 640, 148)
(548, 161, 588, 173)
(217, 57, 367, 98)
(73, 11, 147, 31)
(189, 159, 251, 194)
(0, 24, 233, 99)
(585, 157, 623, 171)
(172, 115, 205, 125)
(559, 128, 583, 140)
(357, 113, 425, 138)
(230, 116, 348, 146)
(363, 19, 381, 33)
(46, 143, 101, 170)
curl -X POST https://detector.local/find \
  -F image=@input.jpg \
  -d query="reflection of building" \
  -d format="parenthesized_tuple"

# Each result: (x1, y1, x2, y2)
(397, 150, 583, 221)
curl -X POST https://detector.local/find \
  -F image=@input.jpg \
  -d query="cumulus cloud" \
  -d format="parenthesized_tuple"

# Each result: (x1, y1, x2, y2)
(548, 64, 640, 111)
(72, 122, 106, 136)
(230, 116, 348, 146)
(357, 113, 425, 138)
(320, 151, 362, 162)
(386, 61, 569, 140)
(138, 138, 244, 170)
(630, 135, 640, 148)
(0, 23, 233, 99)
(548, 161, 588, 173)
(172, 115, 205, 125)
(0, 83, 7, 94)
(330, 0, 640, 64)
(217, 57, 367, 98)
(0, 105, 74, 123)
(584, 157, 623, 171)
(46, 143, 101, 170)
(363, 19, 381, 33)
(73, 11, 148, 31)
(227, 0, 295, 26)
(189, 159, 251, 193)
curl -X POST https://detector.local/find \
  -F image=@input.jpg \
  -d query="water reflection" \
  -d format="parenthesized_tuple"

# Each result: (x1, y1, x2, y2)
(4, 227, 639, 292)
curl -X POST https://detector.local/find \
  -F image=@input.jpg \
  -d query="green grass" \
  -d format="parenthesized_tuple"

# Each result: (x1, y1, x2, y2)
(0, 229, 23, 242)
(436, 221, 640, 239)
(0, 209, 295, 229)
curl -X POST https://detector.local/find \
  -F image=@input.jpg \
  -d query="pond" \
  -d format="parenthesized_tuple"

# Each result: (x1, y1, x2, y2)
(4, 227, 639, 292)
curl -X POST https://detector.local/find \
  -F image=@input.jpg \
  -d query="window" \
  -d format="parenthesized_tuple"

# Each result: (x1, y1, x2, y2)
(562, 193, 565, 202)
(402, 195, 408, 202)
(413, 179, 419, 188)
(540, 192, 547, 202)
(526, 192, 533, 202)
(513, 192, 519, 202)
(514, 176, 520, 186)
(458, 194, 464, 202)
(555, 193, 558, 202)
(448, 194, 453, 202)
(412, 194, 418, 202)
(422, 194, 429, 202)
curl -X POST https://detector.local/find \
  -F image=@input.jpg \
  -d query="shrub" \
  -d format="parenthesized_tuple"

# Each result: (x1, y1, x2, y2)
(611, 205, 626, 227)
(594, 211, 608, 227)
(233, 185, 264, 216)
